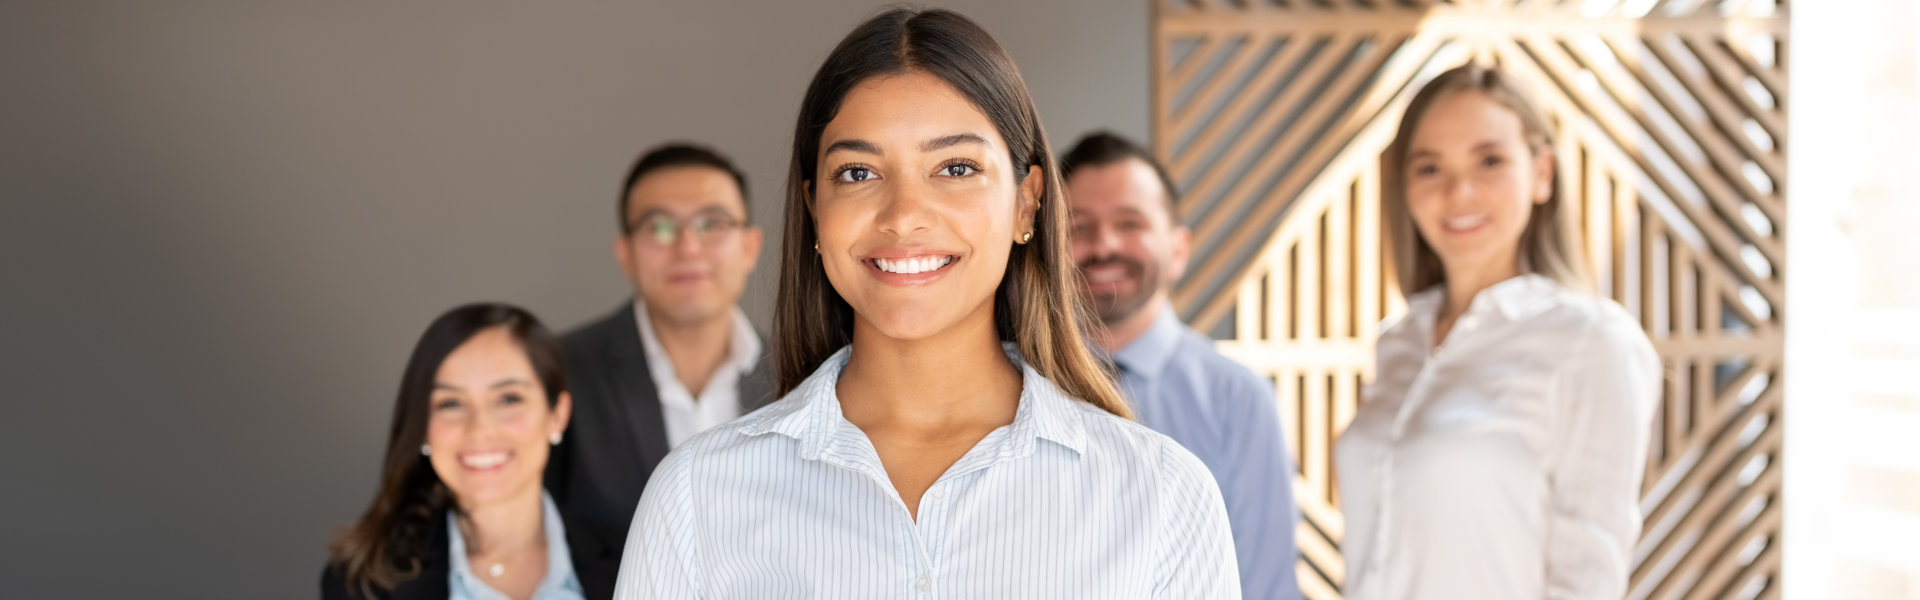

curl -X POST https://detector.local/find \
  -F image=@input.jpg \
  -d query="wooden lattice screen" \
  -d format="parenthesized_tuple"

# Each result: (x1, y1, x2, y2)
(1152, 1, 1787, 598)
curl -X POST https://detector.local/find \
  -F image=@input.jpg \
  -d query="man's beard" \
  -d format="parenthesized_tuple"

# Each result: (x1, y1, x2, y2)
(1079, 255, 1158, 325)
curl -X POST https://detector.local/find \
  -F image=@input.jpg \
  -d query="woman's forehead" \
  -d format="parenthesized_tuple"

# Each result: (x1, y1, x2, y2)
(821, 72, 1007, 154)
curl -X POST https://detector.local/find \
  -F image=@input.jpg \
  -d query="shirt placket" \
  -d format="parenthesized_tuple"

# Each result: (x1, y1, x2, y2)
(910, 480, 949, 599)
(1371, 311, 1486, 594)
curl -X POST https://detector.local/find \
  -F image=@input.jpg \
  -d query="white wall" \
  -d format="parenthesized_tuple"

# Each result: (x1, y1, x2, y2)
(1784, 0, 1920, 597)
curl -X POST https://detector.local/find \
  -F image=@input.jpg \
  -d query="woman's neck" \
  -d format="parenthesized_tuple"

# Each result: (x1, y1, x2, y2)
(453, 488, 545, 558)
(836, 308, 1022, 433)
(1440, 253, 1523, 317)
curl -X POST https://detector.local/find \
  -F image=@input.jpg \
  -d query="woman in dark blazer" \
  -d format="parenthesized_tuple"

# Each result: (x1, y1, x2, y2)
(322, 303, 619, 600)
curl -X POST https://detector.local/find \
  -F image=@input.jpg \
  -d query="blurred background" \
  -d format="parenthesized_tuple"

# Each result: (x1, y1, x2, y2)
(0, 1, 1147, 596)
(0, 1, 1914, 598)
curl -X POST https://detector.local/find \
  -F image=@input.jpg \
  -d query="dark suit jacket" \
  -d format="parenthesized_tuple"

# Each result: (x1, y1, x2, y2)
(318, 507, 620, 600)
(545, 302, 774, 550)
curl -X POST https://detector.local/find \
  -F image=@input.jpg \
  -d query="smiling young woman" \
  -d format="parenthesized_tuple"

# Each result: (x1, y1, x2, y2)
(1334, 65, 1661, 599)
(323, 304, 619, 600)
(610, 8, 1240, 600)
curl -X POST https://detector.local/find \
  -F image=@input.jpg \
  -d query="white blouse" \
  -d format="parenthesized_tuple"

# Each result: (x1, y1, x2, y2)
(613, 344, 1241, 599)
(1335, 274, 1660, 600)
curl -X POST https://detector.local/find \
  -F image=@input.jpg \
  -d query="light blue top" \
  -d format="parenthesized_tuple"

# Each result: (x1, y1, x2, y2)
(613, 343, 1242, 599)
(448, 491, 586, 600)
(1112, 304, 1303, 600)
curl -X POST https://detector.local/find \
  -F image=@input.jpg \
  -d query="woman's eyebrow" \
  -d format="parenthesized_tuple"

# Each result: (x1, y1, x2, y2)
(825, 138, 882, 157)
(489, 377, 532, 389)
(921, 133, 990, 152)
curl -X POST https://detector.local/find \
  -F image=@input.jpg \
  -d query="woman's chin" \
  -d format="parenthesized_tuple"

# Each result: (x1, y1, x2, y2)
(444, 478, 539, 510)
(855, 307, 965, 343)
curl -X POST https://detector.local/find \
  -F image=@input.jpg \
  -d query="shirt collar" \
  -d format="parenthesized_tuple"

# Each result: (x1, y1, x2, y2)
(632, 298, 763, 378)
(1485, 273, 1562, 321)
(737, 342, 1088, 460)
(1404, 273, 1563, 326)
(1110, 303, 1184, 379)
(445, 491, 578, 596)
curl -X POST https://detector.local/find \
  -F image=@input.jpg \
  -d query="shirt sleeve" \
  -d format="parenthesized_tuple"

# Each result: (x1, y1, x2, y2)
(613, 448, 704, 599)
(1217, 372, 1304, 600)
(1544, 314, 1661, 599)
(1154, 441, 1244, 600)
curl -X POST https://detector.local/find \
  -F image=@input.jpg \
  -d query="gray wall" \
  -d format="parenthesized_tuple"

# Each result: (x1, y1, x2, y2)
(0, 2, 1146, 596)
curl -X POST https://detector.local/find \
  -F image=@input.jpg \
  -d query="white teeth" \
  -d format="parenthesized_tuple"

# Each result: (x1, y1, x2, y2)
(876, 256, 953, 275)
(460, 452, 509, 469)
(1445, 216, 1488, 230)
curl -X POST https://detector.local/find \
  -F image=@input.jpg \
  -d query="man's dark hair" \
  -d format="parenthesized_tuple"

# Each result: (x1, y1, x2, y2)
(1059, 131, 1181, 219)
(618, 142, 749, 232)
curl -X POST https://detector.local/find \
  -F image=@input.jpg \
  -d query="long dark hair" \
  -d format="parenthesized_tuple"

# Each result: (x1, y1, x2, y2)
(327, 303, 567, 597)
(773, 7, 1131, 419)
(1382, 63, 1589, 296)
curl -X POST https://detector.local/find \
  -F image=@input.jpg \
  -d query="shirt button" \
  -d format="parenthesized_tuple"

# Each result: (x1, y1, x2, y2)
(931, 489, 947, 500)
(915, 575, 931, 590)
(1459, 315, 1479, 330)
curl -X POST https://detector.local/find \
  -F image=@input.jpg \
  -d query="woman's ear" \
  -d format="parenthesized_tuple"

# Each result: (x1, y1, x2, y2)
(1532, 146, 1556, 204)
(1016, 165, 1043, 241)
(551, 391, 573, 434)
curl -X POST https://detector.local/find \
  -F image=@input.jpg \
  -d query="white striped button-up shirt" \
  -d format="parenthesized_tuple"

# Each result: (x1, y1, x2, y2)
(1336, 274, 1660, 599)
(614, 344, 1242, 599)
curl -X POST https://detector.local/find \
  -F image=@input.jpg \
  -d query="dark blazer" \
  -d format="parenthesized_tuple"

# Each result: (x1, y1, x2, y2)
(544, 302, 774, 550)
(319, 507, 620, 600)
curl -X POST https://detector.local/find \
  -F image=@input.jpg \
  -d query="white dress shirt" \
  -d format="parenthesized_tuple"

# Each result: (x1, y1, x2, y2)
(1335, 274, 1660, 600)
(632, 300, 761, 449)
(614, 344, 1242, 599)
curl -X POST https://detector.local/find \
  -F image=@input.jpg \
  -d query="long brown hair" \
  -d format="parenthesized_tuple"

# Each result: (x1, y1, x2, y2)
(327, 303, 568, 597)
(773, 7, 1131, 419)
(1381, 63, 1590, 296)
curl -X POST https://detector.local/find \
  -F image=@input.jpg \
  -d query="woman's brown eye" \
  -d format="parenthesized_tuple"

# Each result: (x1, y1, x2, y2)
(836, 167, 874, 183)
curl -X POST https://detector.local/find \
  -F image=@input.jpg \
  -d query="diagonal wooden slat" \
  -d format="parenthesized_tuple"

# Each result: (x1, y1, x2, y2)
(1634, 387, 1781, 584)
(1650, 34, 1789, 189)
(1167, 35, 1324, 174)
(1171, 33, 1276, 130)
(1647, 442, 1783, 598)
(1677, 32, 1788, 170)
(1167, 36, 1223, 94)
(1171, 32, 1360, 182)
(1712, 35, 1788, 110)
(1589, 34, 1788, 223)
(1491, 37, 1784, 308)
(1179, 34, 1438, 330)
(1688, 478, 1783, 598)
(1185, 35, 1394, 244)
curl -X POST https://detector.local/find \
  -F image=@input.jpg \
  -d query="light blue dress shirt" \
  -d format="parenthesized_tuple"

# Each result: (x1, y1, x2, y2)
(614, 344, 1242, 599)
(1112, 304, 1302, 600)
(448, 491, 586, 600)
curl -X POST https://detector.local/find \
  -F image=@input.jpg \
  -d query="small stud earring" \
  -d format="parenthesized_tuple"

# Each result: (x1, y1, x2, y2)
(549, 432, 563, 446)
(814, 241, 819, 253)
(420, 444, 431, 457)
(1020, 231, 1033, 244)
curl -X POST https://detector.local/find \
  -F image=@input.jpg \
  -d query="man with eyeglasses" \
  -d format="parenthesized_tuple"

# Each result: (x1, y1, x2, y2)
(547, 142, 771, 550)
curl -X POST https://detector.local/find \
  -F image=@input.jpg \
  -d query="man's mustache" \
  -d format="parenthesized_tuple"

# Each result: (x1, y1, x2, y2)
(1077, 255, 1144, 275)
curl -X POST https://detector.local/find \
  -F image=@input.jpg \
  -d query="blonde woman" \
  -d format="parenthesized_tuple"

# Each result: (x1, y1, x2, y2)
(1336, 64, 1661, 599)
